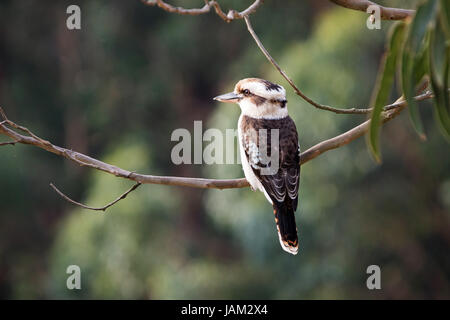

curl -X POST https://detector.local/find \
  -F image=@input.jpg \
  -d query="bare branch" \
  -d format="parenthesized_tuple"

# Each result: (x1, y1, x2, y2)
(208, 1, 229, 21)
(50, 182, 141, 212)
(0, 110, 51, 144)
(0, 107, 250, 189)
(329, 0, 415, 20)
(300, 91, 433, 162)
(244, 16, 371, 115)
(0, 141, 17, 147)
(141, 2, 413, 114)
(226, 0, 262, 20)
(0, 92, 434, 193)
(142, 0, 263, 22)
(141, 0, 211, 16)
(142, 0, 414, 22)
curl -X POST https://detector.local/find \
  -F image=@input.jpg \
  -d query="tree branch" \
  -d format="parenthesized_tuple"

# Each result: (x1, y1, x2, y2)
(0, 2, 430, 212)
(329, 0, 415, 20)
(300, 91, 433, 161)
(141, 0, 263, 22)
(0, 108, 249, 189)
(0, 91, 433, 196)
(142, 2, 414, 115)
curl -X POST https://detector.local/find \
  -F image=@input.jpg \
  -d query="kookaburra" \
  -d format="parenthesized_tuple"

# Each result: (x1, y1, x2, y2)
(214, 78, 300, 255)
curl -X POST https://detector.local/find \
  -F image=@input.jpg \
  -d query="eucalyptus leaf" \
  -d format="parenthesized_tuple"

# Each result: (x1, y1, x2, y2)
(368, 22, 406, 162)
(440, 0, 450, 40)
(413, 29, 431, 84)
(402, 0, 438, 139)
(429, 16, 450, 140)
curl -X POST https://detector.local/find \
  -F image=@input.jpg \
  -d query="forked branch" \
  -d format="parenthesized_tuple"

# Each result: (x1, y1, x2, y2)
(141, 0, 263, 22)
(0, 90, 433, 195)
(0, 1, 424, 211)
(144, 1, 416, 114)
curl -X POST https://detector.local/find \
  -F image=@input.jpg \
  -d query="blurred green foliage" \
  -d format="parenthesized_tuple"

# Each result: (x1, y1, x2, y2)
(0, 0, 449, 299)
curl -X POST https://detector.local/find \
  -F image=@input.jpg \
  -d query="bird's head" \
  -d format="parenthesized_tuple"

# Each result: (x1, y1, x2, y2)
(214, 78, 288, 119)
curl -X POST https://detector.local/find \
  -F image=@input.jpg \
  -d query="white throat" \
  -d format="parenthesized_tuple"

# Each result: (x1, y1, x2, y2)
(238, 99, 288, 119)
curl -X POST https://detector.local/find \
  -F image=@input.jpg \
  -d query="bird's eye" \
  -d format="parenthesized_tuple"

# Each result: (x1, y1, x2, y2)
(243, 89, 250, 95)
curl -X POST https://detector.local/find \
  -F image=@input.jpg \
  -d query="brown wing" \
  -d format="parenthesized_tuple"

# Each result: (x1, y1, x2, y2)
(241, 116, 300, 209)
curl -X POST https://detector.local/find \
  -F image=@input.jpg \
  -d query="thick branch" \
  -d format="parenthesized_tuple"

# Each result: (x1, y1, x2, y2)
(0, 92, 433, 192)
(0, 125, 249, 189)
(329, 0, 415, 20)
(142, 0, 263, 22)
(0, 110, 249, 189)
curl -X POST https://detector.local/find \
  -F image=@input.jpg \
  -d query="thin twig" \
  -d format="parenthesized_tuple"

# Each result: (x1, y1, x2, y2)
(244, 16, 372, 115)
(142, 0, 211, 16)
(329, 0, 415, 20)
(142, 0, 414, 22)
(0, 141, 16, 147)
(0, 107, 51, 145)
(142, 2, 414, 114)
(49, 182, 142, 212)
(0, 107, 7, 120)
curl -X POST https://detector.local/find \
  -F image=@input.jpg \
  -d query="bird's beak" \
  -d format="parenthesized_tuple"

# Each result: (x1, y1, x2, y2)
(213, 92, 241, 103)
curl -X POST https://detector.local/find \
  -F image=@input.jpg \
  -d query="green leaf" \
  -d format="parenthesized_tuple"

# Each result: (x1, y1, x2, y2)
(413, 29, 431, 84)
(368, 22, 406, 162)
(402, 0, 438, 139)
(410, 1, 438, 49)
(440, 0, 450, 40)
(429, 15, 450, 140)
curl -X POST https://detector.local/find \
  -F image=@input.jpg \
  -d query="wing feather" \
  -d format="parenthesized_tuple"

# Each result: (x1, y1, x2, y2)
(241, 116, 300, 207)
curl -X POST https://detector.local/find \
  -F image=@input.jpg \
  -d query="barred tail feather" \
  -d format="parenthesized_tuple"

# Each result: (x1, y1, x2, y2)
(273, 201, 298, 255)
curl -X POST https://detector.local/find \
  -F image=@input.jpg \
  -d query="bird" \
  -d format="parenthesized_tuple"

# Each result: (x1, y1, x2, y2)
(214, 78, 301, 255)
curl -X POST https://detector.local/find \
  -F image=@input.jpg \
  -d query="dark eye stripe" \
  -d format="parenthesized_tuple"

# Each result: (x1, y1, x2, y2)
(251, 95, 266, 106)
(269, 99, 287, 108)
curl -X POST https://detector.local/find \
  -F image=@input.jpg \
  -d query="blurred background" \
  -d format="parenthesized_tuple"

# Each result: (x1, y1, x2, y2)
(0, 0, 449, 299)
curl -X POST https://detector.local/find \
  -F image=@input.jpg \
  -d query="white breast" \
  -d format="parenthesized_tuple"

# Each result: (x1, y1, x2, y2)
(238, 114, 273, 205)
